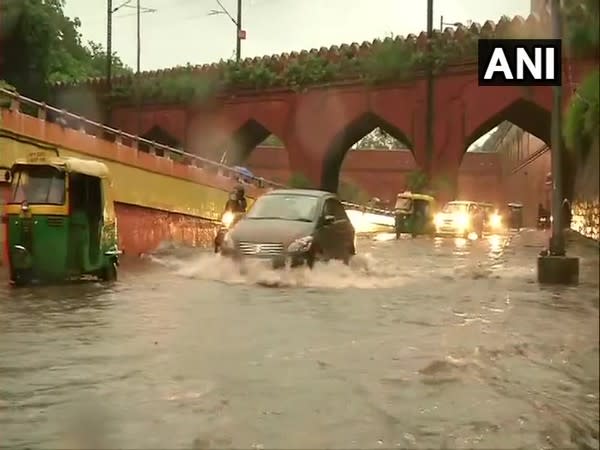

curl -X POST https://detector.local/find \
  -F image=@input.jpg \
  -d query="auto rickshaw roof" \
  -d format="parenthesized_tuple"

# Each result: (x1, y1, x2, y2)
(13, 155, 110, 179)
(397, 192, 435, 202)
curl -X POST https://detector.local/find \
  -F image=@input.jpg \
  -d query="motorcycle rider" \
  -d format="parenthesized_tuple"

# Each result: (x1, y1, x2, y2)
(224, 184, 247, 214)
(215, 184, 247, 253)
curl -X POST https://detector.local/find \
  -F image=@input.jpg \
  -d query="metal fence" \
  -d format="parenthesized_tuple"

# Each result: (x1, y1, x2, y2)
(0, 88, 393, 216)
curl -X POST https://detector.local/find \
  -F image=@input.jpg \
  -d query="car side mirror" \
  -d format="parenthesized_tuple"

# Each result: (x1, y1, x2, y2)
(323, 214, 335, 224)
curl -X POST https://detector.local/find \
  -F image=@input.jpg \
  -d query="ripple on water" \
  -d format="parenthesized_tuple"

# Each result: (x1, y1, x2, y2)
(0, 232, 597, 449)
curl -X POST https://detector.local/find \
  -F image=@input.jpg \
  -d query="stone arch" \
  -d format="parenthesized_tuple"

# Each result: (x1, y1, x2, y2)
(320, 112, 413, 192)
(221, 119, 288, 166)
(464, 98, 551, 155)
(141, 125, 181, 149)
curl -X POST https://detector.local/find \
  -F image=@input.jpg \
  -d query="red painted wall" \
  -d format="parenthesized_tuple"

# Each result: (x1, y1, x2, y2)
(245, 146, 503, 205)
(109, 57, 596, 190)
(115, 203, 218, 256)
(498, 132, 552, 227)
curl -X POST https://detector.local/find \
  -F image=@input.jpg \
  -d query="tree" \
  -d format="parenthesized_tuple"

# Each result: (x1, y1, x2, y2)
(354, 128, 408, 150)
(288, 172, 315, 188)
(406, 169, 428, 193)
(338, 179, 370, 204)
(261, 134, 284, 147)
(0, 0, 131, 101)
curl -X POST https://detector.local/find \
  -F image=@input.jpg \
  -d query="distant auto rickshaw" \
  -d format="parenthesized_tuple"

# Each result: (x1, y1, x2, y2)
(3, 152, 121, 286)
(507, 202, 523, 230)
(434, 200, 485, 237)
(478, 202, 505, 234)
(394, 192, 437, 238)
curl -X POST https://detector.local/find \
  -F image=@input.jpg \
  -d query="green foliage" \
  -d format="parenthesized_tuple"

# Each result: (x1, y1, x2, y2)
(223, 60, 279, 90)
(283, 55, 337, 88)
(288, 172, 315, 188)
(355, 127, 407, 149)
(564, 70, 599, 159)
(564, 0, 599, 56)
(261, 134, 284, 147)
(360, 39, 422, 82)
(59, 8, 596, 107)
(0, 80, 17, 108)
(338, 179, 370, 204)
(0, 80, 17, 92)
(1, 0, 131, 101)
(406, 169, 429, 193)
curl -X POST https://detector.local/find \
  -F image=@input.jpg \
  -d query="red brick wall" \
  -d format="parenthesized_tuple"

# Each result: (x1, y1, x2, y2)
(115, 203, 218, 256)
(497, 130, 552, 227)
(245, 146, 503, 205)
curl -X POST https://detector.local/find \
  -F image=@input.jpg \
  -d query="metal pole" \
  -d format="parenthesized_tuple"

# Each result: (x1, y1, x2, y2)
(107, 0, 113, 89)
(137, 0, 141, 73)
(440, 15, 443, 31)
(425, 0, 435, 178)
(549, 0, 564, 255)
(236, 0, 242, 62)
(136, 0, 141, 136)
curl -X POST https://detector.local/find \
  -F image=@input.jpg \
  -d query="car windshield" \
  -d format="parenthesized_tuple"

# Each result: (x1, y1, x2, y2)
(9, 165, 66, 205)
(442, 202, 468, 213)
(246, 194, 318, 222)
(395, 197, 412, 210)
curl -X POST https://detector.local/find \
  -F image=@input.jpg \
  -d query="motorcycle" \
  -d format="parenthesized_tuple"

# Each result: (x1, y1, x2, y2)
(214, 211, 244, 253)
(537, 214, 552, 230)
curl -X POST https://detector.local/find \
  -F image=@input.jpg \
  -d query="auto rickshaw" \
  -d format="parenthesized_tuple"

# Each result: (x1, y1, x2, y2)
(3, 152, 121, 286)
(478, 202, 505, 234)
(394, 192, 437, 238)
(507, 202, 523, 230)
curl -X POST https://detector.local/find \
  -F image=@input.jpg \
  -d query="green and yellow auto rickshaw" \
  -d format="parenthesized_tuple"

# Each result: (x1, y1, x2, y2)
(3, 152, 121, 286)
(394, 191, 437, 238)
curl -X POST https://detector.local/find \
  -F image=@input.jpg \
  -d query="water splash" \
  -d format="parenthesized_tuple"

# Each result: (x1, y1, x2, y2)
(148, 250, 417, 289)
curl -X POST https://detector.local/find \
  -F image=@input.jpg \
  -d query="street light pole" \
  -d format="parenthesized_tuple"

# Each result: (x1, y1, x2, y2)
(537, 0, 579, 285)
(209, 0, 245, 62)
(107, 0, 113, 90)
(236, 0, 242, 62)
(137, 0, 141, 73)
(549, 0, 564, 255)
(425, 0, 435, 179)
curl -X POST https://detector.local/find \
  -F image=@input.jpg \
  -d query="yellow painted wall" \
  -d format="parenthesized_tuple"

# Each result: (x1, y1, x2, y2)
(0, 133, 251, 221)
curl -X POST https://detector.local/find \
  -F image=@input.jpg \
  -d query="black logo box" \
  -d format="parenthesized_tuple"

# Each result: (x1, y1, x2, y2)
(478, 39, 562, 86)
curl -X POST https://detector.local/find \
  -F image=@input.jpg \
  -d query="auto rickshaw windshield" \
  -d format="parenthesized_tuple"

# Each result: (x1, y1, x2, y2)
(395, 197, 413, 211)
(9, 165, 66, 205)
(442, 202, 468, 213)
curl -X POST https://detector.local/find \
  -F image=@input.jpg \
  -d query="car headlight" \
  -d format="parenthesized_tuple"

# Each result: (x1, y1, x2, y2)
(221, 211, 234, 228)
(490, 213, 502, 228)
(434, 213, 444, 227)
(453, 213, 469, 228)
(287, 236, 313, 253)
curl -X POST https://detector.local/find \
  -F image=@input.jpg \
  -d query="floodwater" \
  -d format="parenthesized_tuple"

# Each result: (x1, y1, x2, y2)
(0, 230, 598, 449)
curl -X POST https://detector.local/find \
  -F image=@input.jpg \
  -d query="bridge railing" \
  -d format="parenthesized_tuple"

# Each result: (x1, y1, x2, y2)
(0, 88, 393, 217)
(0, 88, 289, 191)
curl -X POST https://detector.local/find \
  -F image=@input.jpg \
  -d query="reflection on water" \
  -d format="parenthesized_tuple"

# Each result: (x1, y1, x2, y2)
(0, 231, 598, 449)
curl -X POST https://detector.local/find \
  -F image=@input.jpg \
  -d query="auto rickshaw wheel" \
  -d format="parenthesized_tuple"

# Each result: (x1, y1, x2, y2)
(10, 269, 31, 287)
(100, 261, 118, 282)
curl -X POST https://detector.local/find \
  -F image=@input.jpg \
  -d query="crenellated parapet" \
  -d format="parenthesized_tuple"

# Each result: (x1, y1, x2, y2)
(51, 11, 586, 106)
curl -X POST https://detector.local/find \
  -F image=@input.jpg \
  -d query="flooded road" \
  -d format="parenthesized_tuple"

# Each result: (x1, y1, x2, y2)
(1, 230, 598, 449)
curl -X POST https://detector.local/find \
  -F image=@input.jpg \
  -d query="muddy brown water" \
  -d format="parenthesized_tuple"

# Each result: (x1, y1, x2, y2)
(0, 231, 598, 449)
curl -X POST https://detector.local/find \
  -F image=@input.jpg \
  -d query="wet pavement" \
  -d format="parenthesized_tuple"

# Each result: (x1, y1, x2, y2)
(0, 230, 598, 449)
